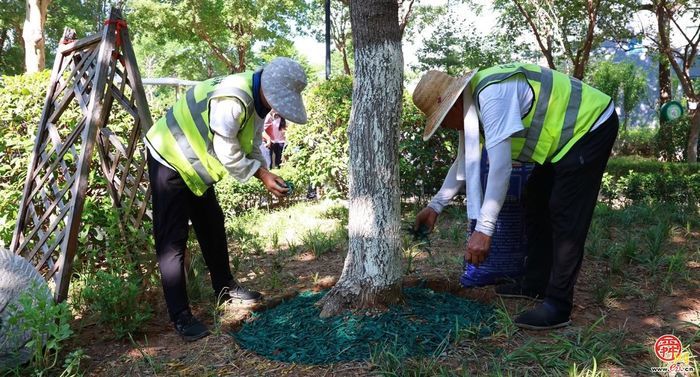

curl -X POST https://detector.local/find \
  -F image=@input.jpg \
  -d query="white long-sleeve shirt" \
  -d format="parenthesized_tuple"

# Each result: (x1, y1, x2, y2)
(146, 96, 268, 183)
(429, 76, 614, 236)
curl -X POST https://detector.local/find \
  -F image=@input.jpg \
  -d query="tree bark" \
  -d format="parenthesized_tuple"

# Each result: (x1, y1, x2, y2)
(22, 0, 50, 73)
(318, 0, 404, 318)
(0, 29, 7, 63)
(687, 107, 699, 163)
(571, 0, 599, 80)
(331, 1, 352, 75)
(648, 0, 673, 159)
(653, 0, 699, 162)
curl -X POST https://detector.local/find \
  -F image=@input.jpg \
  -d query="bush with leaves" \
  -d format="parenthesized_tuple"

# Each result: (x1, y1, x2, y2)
(215, 163, 313, 214)
(285, 75, 352, 197)
(601, 157, 700, 208)
(612, 127, 656, 157)
(2, 284, 78, 375)
(78, 265, 154, 339)
(399, 95, 458, 200)
(655, 114, 692, 162)
(0, 72, 80, 244)
(589, 61, 647, 131)
(70, 187, 157, 339)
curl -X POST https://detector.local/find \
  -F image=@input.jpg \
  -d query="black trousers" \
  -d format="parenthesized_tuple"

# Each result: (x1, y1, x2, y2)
(522, 111, 619, 314)
(147, 152, 233, 321)
(269, 142, 285, 169)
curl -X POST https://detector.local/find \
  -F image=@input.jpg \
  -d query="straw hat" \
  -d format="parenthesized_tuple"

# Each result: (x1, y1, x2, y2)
(412, 69, 479, 141)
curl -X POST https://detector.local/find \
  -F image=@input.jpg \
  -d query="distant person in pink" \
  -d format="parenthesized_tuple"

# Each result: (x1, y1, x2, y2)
(263, 111, 287, 168)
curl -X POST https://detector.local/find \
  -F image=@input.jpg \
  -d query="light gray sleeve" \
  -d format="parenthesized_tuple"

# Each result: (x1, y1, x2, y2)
(247, 118, 267, 168)
(209, 97, 245, 138)
(210, 97, 261, 182)
(474, 139, 512, 236)
(428, 157, 465, 214)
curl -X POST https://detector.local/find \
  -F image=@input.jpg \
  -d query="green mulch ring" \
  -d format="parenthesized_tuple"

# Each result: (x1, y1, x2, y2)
(231, 287, 494, 364)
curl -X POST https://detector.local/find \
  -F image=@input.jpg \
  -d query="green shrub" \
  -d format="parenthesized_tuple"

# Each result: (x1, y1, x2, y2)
(74, 202, 156, 339)
(285, 76, 352, 197)
(601, 157, 700, 208)
(79, 266, 153, 339)
(215, 163, 313, 214)
(605, 156, 700, 176)
(655, 114, 691, 162)
(399, 95, 458, 200)
(3, 283, 77, 375)
(0, 71, 65, 245)
(612, 127, 656, 157)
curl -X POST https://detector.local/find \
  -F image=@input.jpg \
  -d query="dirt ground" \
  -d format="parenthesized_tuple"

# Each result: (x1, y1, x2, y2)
(69, 208, 700, 377)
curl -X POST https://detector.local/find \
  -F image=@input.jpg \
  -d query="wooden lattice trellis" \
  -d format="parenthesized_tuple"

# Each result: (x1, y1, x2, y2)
(10, 8, 153, 302)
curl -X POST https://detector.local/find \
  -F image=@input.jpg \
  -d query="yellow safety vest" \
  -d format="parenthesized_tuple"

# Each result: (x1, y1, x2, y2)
(470, 63, 612, 163)
(146, 72, 256, 196)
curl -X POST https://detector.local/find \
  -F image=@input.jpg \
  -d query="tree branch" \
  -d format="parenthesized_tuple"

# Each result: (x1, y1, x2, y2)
(192, 24, 235, 72)
(398, 0, 415, 37)
(513, 0, 555, 68)
(572, 0, 600, 78)
(670, 12, 697, 46)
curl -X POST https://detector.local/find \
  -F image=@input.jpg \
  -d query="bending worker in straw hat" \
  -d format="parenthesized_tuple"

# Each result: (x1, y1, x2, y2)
(145, 57, 308, 341)
(412, 63, 618, 330)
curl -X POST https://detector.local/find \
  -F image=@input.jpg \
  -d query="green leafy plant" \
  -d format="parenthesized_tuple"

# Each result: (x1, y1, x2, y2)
(4, 284, 76, 375)
(300, 229, 339, 258)
(285, 76, 352, 197)
(79, 266, 153, 339)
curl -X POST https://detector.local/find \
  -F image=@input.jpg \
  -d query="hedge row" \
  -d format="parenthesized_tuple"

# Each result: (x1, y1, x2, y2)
(602, 157, 700, 208)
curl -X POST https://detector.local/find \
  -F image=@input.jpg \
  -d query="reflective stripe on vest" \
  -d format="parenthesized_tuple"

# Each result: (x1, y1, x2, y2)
(470, 63, 611, 163)
(146, 72, 255, 196)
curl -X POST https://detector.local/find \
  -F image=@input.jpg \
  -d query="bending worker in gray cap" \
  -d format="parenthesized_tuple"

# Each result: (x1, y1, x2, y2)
(145, 57, 308, 341)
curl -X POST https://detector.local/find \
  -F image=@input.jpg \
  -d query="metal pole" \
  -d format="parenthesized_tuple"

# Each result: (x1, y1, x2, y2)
(325, 0, 331, 80)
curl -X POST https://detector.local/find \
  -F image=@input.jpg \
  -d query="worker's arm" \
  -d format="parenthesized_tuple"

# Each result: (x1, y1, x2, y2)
(465, 139, 511, 265)
(475, 139, 512, 236)
(415, 134, 465, 232)
(210, 97, 288, 197)
(466, 77, 527, 265)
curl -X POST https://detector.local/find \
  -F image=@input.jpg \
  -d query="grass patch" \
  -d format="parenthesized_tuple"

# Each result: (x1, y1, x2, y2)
(225, 199, 348, 256)
(586, 202, 698, 294)
(505, 318, 645, 374)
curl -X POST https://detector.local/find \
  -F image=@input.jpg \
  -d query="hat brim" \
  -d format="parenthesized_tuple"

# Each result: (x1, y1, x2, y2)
(261, 73, 308, 125)
(422, 69, 479, 141)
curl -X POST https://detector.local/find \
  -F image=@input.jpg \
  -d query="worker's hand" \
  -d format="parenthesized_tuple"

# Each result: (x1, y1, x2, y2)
(414, 207, 438, 233)
(255, 169, 289, 198)
(466, 231, 491, 266)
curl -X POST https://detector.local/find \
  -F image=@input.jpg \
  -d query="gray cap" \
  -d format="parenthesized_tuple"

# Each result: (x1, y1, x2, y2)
(261, 57, 308, 124)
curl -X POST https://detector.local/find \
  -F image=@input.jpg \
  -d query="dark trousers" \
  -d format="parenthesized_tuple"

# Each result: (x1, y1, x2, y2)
(147, 152, 233, 321)
(269, 142, 285, 168)
(522, 111, 619, 314)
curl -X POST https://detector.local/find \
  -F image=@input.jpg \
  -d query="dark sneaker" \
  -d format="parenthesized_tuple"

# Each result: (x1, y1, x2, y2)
(218, 280, 262, 304)
(514, 301, 572, 330)
(495, 282, 545, 301)
(173, 310, 210, 342)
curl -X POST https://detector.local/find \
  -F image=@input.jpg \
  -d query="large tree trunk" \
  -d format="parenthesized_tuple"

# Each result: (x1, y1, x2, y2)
(318, 0, 404, 318)
(22, 0, 50, 73)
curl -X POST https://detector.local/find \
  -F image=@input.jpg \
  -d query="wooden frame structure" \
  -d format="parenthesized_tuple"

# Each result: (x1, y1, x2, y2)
(10, 8, 153, 302)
